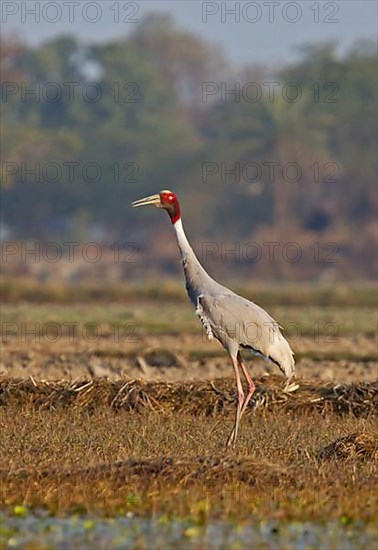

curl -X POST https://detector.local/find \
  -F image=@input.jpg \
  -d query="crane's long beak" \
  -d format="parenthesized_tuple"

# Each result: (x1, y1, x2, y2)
(132, 193, 161, 208)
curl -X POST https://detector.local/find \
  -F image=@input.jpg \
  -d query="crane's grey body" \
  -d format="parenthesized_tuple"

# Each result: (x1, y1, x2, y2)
(132, 190, 295, 446)
(175, 219, 295, 379)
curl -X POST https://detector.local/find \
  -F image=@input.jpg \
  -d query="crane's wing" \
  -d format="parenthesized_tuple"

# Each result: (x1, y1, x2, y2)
(198, 292, 295, 379)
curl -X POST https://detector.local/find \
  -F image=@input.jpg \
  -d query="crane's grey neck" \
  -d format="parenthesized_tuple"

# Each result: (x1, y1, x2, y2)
(173, 219, 214, 304)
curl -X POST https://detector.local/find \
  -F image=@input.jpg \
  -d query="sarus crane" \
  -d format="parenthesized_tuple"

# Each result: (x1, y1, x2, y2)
(132, 190, 295, 446)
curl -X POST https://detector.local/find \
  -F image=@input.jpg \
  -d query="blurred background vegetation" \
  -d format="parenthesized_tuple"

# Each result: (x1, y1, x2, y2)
(1, 14, 377, 283)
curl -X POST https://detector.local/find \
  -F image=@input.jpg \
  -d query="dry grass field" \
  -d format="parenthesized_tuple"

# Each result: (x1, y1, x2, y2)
(0, 280, 377, 547)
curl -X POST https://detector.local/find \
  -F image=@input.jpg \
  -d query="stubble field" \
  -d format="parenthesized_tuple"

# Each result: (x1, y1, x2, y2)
(0, 280, 377, 548)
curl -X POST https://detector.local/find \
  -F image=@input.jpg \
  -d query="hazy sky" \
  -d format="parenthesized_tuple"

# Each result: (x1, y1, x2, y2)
(2, 1, 377, 64)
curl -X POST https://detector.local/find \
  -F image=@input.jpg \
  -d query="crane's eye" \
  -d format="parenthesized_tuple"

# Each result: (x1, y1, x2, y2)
(160, 191, 175, 205)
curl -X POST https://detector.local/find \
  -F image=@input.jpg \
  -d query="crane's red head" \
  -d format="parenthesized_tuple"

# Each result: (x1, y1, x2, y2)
(132, 189, 181, 224)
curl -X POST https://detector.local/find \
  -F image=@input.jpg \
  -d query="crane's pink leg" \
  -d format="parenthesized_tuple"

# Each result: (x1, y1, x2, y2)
(226, 355, 245, 447)
(238, 353, 256, 421)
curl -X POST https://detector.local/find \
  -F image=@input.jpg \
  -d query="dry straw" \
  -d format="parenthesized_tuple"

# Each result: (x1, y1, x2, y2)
(0, 375, 376, 416)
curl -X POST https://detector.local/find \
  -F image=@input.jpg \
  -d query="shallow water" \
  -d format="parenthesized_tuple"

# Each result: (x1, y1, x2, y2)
(1, 512, 377, 550)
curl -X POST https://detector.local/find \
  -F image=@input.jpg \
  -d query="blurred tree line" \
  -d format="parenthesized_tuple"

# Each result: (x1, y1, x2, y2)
(1, 15, 377, 281)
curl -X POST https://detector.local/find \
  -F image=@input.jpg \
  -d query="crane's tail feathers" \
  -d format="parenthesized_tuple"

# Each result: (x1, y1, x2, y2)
(269, 333, 295, 380)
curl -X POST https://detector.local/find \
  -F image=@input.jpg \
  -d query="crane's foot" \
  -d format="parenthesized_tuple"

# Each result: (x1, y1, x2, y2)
(226, 426, 238, 448)
(226, 433, 235, 448)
